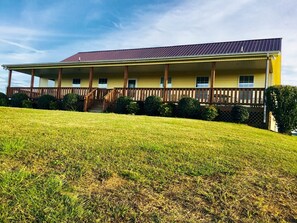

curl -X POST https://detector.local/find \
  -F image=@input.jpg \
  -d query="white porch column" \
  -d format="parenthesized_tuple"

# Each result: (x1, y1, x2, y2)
(263, 54, 270, 123)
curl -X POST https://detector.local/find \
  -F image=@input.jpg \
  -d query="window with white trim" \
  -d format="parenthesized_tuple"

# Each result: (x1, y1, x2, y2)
(239, 76, 254, 88)
(196, 77, 209, 88)
(128, 79, 137, 88)
(195, 76, 209, 101)
(160, 77, 172, 88)
(48, 79, 55, 87)
(72, 78, 81, 87)
(98, 78, 108, 88)
(239, 76, 254, 102)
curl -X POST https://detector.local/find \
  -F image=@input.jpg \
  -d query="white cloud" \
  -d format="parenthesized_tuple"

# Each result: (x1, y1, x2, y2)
(0, 39, 43, 53)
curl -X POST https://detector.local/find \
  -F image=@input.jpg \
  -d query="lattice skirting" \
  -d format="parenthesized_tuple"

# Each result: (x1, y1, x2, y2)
(209, 106, 268, 129)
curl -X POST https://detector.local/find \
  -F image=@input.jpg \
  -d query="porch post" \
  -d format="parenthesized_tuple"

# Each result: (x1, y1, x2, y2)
(123, 66, 128, 96)
(210, 62, 216, 104)
(263, 54, 270, 124)
(163, 64, 169, 102)
(30, 69, 35, 98)
(88, 67, 94, 92)
(7, 69, 12, 96)
(57, 68, 62, 99)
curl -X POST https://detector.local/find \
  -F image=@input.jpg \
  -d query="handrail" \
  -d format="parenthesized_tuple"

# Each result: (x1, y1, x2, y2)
(103, 89, 119, 111)
(83, 89, 97, 112)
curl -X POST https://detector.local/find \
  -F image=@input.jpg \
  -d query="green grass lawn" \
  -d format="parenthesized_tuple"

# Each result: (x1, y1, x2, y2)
(0, 107, 297, 222)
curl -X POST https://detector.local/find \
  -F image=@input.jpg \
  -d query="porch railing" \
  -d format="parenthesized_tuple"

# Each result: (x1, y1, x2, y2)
(7, 87, 91, 99)
(211, 88, 264, 105)
(103, 89, 120, 111)
(7, 87, 111, 100)
(83, 89, 97, 112)
(7, 87, 265, 109)
(115, 87, 264, 106)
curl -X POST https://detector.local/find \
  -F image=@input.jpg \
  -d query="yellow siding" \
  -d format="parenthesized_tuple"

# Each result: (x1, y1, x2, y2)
(52, 71, 268, 88)
(39, 57, 281, 88)
(39, 78, 48, 87)
(93, 73, 123, 88)
(171, 71, 208, 88)
(134, 73, 161, 87)
(215, 70, 265, 88)
(271, 54, 281, 85)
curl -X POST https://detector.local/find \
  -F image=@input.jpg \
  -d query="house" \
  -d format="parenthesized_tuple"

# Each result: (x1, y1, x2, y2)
(2, 38, 282, 128)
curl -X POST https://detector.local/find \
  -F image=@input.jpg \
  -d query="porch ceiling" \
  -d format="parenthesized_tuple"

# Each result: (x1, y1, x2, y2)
(7, 59, 268, 79)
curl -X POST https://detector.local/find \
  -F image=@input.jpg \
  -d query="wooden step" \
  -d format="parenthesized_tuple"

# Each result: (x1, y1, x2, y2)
(88, 100, 104, 113)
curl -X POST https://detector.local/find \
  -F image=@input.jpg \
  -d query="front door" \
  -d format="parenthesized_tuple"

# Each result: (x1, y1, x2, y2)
(127, 79, 137, 98)
(128, 79, 137, 88)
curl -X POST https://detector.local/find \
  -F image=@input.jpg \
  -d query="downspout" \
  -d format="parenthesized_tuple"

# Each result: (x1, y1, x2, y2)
(263, 53, 270, 123)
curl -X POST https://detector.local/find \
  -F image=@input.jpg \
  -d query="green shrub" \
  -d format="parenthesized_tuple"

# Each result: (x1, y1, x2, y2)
(11, 93, 29, 107)
(136, 101, 145, 115)
(266, 85, 297, 134)
(144, 96, 162, 116)
(37, 95, 57, 109)
(22, 100, 33, 108)
(0, 92, 8, 106)
(177, 97, 200, 118)
(49, 101, 59, 110)
(127, 102, 140, 115)
(63, 93, 81, 111)
(202, 105, 219, 121)
(159, 103, 175, 117)
(115, 96, 133, 114)
(231, 105, 249, 123)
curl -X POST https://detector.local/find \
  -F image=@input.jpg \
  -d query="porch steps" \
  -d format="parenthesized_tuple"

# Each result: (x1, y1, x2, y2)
(88, 100, 104, 113)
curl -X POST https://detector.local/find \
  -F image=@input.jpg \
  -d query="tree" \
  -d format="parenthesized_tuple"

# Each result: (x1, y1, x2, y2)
(266, 85, 297, 134)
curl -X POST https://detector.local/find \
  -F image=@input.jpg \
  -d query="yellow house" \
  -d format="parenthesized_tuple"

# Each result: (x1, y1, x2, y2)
(2, 38, 281, 127)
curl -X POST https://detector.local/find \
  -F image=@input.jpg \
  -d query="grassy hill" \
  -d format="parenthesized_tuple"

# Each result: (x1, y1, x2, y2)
(0, 107, 296, 222)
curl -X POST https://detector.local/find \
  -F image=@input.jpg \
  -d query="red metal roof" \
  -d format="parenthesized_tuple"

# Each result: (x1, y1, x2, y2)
(62, 38, 282, 62)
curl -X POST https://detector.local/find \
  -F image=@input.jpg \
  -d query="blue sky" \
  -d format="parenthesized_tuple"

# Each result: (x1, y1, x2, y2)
(0, 0, 297, 93)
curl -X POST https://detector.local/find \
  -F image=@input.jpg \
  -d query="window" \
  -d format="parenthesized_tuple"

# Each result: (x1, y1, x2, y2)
(196, 77, 209, 88)
(127, 79, 137, 98)
(239, 76, 254, 88)
(128, 79, 137, 88)
(195, 77, 209, 101)
(160, 77, 172, 88)
(239, 76, 254, 102)
(48, 79, 55, 87)
(98, 78, 108, 88)
(72, 78, 81, 87)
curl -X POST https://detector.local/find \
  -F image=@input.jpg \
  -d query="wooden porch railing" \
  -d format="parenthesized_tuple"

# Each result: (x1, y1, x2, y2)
(103, 89, 119, 111)
(211, 88, 264, 105)
(7, 87, 265, 111)
(7, 87, 91, 99)
(7, 87, 112, 100)
(83, 89, 97, 112)
(114, 87, 264, 106)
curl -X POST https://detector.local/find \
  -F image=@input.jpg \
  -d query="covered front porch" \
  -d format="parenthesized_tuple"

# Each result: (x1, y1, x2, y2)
(3, 54, 271, 112)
